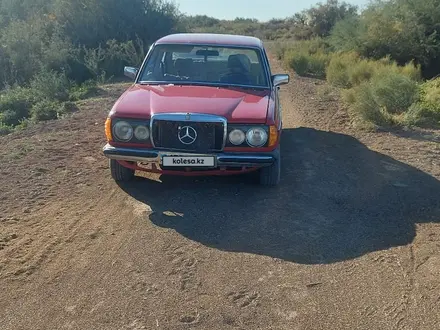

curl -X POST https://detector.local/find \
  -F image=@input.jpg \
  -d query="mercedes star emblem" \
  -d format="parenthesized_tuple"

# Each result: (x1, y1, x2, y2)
(178, 126, 197, 145)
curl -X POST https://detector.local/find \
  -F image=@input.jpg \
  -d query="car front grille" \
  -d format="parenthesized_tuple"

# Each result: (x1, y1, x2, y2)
(151, 115, 226, 152)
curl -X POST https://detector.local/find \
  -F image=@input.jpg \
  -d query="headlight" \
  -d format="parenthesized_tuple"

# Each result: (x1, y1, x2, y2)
(246, 127, 268, 147)
(134, 125, 150, 140)
(113, 121, 133, 142)
(229, 129, 245, 145)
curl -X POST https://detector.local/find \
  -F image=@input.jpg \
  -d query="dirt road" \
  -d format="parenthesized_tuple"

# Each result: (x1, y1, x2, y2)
(1, 55, 440, 330)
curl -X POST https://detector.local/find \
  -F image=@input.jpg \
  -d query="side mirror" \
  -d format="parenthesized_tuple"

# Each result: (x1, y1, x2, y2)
(124, 66, 138, 80)
(272, 74, 290, 87)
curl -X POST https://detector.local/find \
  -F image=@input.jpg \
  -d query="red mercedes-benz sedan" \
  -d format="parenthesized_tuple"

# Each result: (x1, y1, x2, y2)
(103, 33, 289, 185)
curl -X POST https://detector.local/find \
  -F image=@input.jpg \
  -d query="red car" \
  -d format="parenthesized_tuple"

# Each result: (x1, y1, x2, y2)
(103, 33, 289, 185)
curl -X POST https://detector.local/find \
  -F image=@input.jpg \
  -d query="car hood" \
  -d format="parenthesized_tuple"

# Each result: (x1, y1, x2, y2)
(110, 84, 271, 123)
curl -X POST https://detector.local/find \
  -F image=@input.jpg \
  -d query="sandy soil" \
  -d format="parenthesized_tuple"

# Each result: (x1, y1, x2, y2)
(1, 54, 440, 330)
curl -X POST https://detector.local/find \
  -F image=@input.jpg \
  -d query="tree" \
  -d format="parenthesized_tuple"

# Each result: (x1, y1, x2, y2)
(304, 0, 358, 37)
(329, 0, 440, 77)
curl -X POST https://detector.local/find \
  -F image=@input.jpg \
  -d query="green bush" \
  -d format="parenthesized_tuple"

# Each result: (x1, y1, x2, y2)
(326, 53, 359, 88)
(30, 70, 71, 102)
(419, 77, 440, 107)
(403, 103, 440, 127)
(346, 82, 395, 127)
(399, 61, 422, 81)
(404, 77, 440, 127)
(287, 52, 309, 76)
(307, 53, 330, 78)
(284, 39, 331, 78)
(329, 0, 440, 78)
(30, 100, 63, 122)
(343, 72, 419, 128)
(0, 123, 13, 136)
(0, 75, 100, 128)
(70, 80, 100, 101)
(326, 52, 421, 90)
(370, 73, 419, 114)
(0, 87, 35, 126)
(348, 59, 374, 86)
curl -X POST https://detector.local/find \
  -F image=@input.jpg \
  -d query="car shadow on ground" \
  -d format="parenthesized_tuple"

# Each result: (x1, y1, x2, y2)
(117, 127, 440, 264)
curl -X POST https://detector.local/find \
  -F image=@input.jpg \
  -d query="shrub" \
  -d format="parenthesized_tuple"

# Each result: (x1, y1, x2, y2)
(0, 87, 35, 126)
(400, 61, 422, 82)
(0, 123, 13, 136)
(70, 80, 100, 101)
(307, 53, 331, 78)
(282, 38, 332, 77)
(30, 70, 71, 102)
(403, 77, 440, 127)
(326, 53, 356, 88)
(420, 77, 440, 107)
(30, 100, 63, 122)
(343, 73, 419, 128)
(327, 52, 421, 90)
(370, 73, 419, 114)
(287, 52, 309, 76)
(403, 103, 440, 127)
(348, 59, 374, 86)
(347, 82, 395, 127)
(273, 42, 288, 60)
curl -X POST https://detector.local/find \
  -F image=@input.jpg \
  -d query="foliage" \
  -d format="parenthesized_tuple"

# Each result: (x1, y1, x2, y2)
(302, 0, 358, 38)
(283, 39, 332, 78)
(30, 100, 63, 122)
(0, 87, 35, 126)
(403, 78, 440, 127)
(342, 83, 396, 128)
(0, 0, 179, 129)
(329, 0, 440, 78)
(0, 0, 180, 90)
(341, 71, 421, 128)
(182, 1, 358, 40)
(0, 123, 13, 136)
(70, 81, 100, 101)
(325, 52, 422, 89)
(326, 52, 359, 88)
(370, 73, 419, 115)
(30, 70, 71, 102)
(0, 78, 97, 128)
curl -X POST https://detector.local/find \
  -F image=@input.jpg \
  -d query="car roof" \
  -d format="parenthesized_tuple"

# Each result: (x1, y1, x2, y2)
(155, 33, 264, 49)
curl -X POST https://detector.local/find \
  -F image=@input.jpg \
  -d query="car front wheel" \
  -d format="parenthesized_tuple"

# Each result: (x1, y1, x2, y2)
(110, 159, 135, 182)
(259, 148, 281, 186)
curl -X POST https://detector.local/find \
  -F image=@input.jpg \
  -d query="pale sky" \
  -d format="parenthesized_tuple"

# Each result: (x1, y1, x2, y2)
(176, 0, 370, 21)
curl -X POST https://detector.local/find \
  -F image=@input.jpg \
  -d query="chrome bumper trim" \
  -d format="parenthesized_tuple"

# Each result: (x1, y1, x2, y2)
(103, 144, 274, 167)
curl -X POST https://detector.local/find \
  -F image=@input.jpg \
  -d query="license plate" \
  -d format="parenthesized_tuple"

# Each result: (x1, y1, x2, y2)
(162, 156, 216, 167)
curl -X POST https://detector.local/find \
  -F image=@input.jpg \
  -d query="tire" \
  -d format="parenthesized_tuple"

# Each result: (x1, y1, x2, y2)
(259, 148, 281, 186)
(110, 159, 135, 182)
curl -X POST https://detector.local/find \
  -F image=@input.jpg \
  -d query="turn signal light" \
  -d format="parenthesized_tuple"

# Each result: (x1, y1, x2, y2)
(268, 125, 278, 147)
(105, 118, 112, 141)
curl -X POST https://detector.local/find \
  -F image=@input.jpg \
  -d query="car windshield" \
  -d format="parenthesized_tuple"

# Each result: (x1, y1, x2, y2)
(139, 44, 269, 88)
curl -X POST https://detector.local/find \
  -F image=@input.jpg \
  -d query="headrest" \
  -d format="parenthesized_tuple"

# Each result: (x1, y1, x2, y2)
(227, 54, 251, 71)
(174, 58, 193, 71)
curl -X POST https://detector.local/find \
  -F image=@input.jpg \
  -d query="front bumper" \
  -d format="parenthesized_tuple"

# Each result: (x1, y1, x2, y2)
(102, 144, 275, 168)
